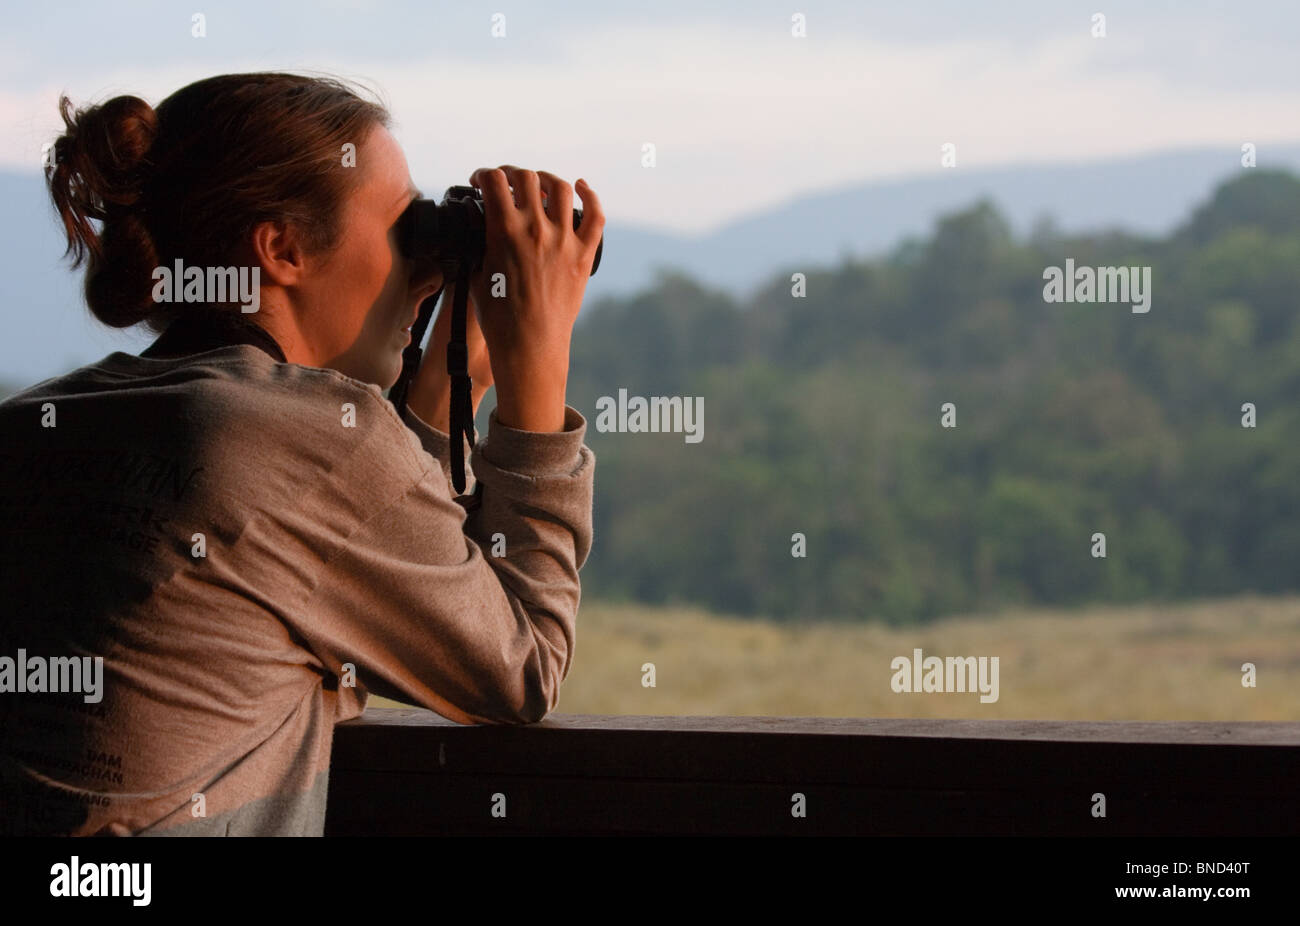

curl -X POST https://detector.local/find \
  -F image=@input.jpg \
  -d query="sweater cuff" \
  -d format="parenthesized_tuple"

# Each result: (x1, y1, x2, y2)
(477, 405, 588, 477)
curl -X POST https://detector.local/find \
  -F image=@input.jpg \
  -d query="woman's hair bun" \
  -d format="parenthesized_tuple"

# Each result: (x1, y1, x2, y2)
(47, 94, 157, 263)
(47, 94, 161, 327)
(46, 74, 392, 333)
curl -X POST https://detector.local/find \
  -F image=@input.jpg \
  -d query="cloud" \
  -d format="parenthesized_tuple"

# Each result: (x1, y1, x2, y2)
(2, 18, 1297, 233)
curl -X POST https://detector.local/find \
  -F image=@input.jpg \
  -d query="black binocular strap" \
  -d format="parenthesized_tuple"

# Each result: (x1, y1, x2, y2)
(446, 259, 476, 495)
(389, 256, 477, 495)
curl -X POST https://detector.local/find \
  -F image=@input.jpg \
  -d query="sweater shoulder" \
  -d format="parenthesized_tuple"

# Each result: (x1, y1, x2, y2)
(0, 346, 432, 506)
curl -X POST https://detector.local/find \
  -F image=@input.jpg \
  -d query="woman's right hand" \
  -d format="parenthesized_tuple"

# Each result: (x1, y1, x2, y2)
(465, 165, 604, 432)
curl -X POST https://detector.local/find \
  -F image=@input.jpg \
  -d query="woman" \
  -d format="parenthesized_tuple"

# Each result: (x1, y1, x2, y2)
(0, 72, 603, 835)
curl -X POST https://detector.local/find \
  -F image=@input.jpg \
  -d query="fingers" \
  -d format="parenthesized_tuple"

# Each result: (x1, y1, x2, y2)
(495, 164, 543, 219)
(470, 166, 602, 267)
(469, 167, 514, 238)
(574, 177, 605, 250)
(535, 171, 573, 227)
(470, 165, 593, 227)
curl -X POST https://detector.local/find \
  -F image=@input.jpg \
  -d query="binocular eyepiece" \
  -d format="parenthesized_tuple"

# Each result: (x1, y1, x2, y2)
(396, 184, 603, 276)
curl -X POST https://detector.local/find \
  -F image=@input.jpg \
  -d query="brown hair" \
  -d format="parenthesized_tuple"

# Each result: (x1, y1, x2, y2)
(46, 72, 391, 333)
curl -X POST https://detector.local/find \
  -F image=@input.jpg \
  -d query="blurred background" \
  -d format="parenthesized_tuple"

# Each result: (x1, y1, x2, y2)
(3, 0, 1298, 720)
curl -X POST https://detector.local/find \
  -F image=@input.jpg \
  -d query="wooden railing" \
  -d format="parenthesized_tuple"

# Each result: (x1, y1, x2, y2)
(325, 710, 1300, 835)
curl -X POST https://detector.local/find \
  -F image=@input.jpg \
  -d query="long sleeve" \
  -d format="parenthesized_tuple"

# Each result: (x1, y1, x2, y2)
(0, 344, 596, 834)
(398, 404, 478, 496)
(298, 404, 595, 725)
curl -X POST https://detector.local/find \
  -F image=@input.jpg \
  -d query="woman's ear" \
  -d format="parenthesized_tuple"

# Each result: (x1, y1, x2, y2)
(250, 219, 308, 287)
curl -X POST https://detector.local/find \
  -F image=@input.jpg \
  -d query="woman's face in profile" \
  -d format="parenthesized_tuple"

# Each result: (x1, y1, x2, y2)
(295, 123, 443, 389)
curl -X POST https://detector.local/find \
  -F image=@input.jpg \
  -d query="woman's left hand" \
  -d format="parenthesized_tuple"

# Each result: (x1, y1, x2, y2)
(406, 279, 493, 431)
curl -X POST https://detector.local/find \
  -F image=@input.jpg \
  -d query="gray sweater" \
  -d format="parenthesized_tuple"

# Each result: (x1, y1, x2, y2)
(0, 344, 594, 835)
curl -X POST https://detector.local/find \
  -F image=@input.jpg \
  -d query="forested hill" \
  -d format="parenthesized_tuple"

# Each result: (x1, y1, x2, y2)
(565, 169, 1300, 625)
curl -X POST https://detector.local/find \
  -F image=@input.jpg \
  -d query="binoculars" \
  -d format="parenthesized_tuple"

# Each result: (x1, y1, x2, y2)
(388, 182, 603, 494)
(396, 183, 603, 276)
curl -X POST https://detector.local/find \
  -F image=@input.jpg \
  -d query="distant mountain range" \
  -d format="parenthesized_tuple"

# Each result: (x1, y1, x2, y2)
(4, 144, 1299, 388)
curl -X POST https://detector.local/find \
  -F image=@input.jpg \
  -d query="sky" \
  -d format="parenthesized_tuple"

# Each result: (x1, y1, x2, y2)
(2, 0, 1298, 234)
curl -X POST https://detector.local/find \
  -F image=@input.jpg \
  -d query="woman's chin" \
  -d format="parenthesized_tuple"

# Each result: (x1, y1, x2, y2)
(385, 350, 406, 391)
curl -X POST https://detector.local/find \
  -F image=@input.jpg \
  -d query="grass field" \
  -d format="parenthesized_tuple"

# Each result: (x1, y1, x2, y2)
(369, 593, 1300, 721)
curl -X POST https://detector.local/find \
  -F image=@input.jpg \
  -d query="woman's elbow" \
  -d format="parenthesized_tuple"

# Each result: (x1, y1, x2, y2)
(456, 662, 561, 725)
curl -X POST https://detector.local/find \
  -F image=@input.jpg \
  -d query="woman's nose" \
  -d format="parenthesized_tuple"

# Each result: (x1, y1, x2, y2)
(410, 263, 443, 298)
